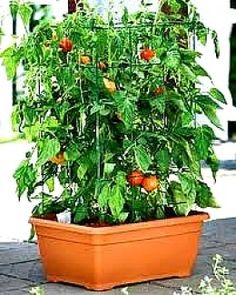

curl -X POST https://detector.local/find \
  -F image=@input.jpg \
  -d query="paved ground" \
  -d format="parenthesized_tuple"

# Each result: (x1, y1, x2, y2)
(0, 217, 236, 294)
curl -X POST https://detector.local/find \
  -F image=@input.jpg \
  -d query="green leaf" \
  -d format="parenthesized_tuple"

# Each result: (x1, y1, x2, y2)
(115, 171, 127, 187)
(10, 0, 19, 20)
(134, 146, 152, 172)
(195, 126, 214, 160)
(74, 205, 88, 224)
(209, 88, 226, 104)
(202, 106, 221, 129)
(98, 183, 110, 210)
(36, 138, 60, 167)
(104, 163, 116, 176)
(11, 105, 21, 132)
(64, 142, 79, 161)
(180, 64, 196, 81)
(167, 92, 186, 112)
(169, 181, 194, 216)
(165, 49, 181, 69)
(113, 92, 136, 129)
(24, 122, 41, 142)
(196, 182, 220, 208)
(77, 162, 89, 180)
(19, 3, 33, 27)
(212, 30, 220, 58)
(13, 160, 37, 199)
(178, 173, 196, 199)
(108, 185, 125, 220)
(156, 148, 170, 175)
(150, 95, 166, 114)
(46, 177, 54, 193)
(0, 46, 19, 80)
(196, 26, 209, 46)
(206, 150, 220, 182)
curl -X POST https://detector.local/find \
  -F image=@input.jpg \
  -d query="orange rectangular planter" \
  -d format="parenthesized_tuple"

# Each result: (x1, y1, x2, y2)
(30, 212, 209, 291)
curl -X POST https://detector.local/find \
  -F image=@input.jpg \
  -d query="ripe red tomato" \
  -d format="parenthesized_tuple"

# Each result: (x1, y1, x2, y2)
(127, 170, 144, 186)
(59, 37, 73, 53)
(153, 86, 165, 95)
(140, 48, 155, 61)
(142, 175, 160, 192)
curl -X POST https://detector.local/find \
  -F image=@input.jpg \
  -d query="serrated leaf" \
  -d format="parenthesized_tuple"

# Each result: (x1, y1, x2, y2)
(209, 88, 226, 104)
(169, 181, 194, 216)
(212, 30, 220, 58)
(13, 160, 37, 199)
(77, 162, 89, 180)
(19, 3, 33, 27)
(178, 173, 196, 199)
(202, 106, 221, 129)
(10, 0, 19, 20)
(196, 182, 220, 208)
(108, 185, 125, 219)
(134, 146, 152, 172)
(180, 64, 196, 81)
(165, 50, 181, 69)
(195, 126, 214, 160)
(98, 183, 110, 210)
(46, 177, 54, 193)
(64, 142, 79, 161)
(151, 95, 166, 114)
(206, 150, 219, 182)
(156, 148, 170, 175)
(74, 206, 88, 224)
(36, 138, 60, 167)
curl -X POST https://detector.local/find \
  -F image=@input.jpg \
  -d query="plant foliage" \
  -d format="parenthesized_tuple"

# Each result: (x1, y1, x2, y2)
(1, 0, 226, 225)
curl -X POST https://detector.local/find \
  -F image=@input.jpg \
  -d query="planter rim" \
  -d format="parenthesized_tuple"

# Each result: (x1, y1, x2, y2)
(29, 211, 209, 235)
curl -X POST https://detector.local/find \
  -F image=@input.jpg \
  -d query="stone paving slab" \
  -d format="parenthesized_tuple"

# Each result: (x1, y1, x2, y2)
(0, 274, 32, 292)
(0, 244, 38, 266)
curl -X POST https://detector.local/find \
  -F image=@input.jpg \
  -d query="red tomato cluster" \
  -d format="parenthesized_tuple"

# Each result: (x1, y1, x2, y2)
(140, 48, 155, 61)
(127, 170, 160, 192)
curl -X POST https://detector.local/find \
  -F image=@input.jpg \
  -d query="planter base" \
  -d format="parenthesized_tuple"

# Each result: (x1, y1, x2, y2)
(30, 212, 208, 291)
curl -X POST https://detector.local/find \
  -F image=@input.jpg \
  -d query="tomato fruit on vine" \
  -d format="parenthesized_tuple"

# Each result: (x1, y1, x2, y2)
(142, 175, 160, 192)
(98, 61, 107, 70)
(153, 86, 165, 95)
(50, 151, 66, 165)
(140, 48, 155, 61)
(80, 55, 91, 64)
(127, 170, 144, 186)
(59, 37, 73, 53)
(103, 78, 117, 93)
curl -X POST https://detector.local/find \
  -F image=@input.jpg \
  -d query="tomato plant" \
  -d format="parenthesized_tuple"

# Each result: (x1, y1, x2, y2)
(1, 0, 225, 226)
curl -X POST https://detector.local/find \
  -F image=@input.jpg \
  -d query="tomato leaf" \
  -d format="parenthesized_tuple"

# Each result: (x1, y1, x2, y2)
(108, 185, 125, 220)
(196, 181, 220, 208)
(206, 149, 220, 182)
(209, 88, 226, 104)
(19, 3, 33, 27)
(156, 148, 170, 175)
(134, 146, 152, 172)
(37, 138, 60, 167)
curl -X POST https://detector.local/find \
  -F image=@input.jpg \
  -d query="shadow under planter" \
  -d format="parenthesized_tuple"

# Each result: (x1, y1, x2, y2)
(30, 212, 209, 291)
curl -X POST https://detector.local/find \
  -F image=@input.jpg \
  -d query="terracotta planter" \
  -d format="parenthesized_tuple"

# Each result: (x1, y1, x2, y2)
(30, 212, 209, 291)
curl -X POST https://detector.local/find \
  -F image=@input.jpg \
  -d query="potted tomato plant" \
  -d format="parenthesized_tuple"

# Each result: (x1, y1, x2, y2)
(1, 0, 226, 290)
